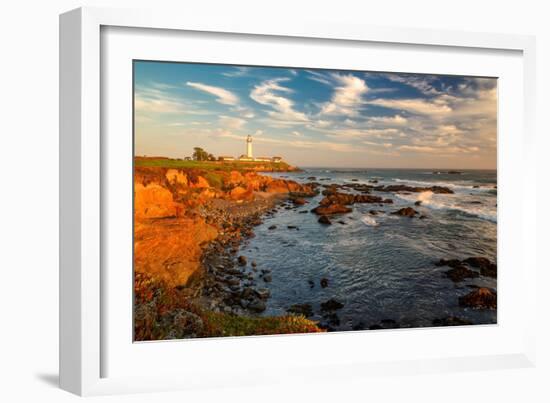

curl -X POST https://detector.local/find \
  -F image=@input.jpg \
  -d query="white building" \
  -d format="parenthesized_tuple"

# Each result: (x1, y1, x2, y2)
(218, 156, 235, 161)
(254, 156, 272, 162)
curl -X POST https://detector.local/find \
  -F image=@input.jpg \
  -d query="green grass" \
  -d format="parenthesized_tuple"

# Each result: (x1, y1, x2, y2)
(203, 311, 324, 337)
(134, 272, 323, 340)
(135, 157, 293, 172)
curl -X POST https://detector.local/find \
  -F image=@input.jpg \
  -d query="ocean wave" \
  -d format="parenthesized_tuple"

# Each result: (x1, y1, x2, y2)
(361, 215, 379, 226)
(392, 178, 494, 192)
(395, 191, 497, 223)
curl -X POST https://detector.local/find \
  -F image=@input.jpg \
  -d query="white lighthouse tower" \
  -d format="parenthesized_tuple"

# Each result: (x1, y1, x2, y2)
(246, 134, 253, 158)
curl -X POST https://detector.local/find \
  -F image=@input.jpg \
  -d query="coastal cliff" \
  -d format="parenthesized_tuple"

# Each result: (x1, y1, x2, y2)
(133, 164, 323, 340)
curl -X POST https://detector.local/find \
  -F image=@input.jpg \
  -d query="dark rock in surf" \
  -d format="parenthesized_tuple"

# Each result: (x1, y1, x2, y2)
(445, 265, 480, 282)
(458, 287, 497, 310)
(391, 207, 418, 217)
(312, 203, 352, 216)
(432, 316, 473, 327)
(374, 184, 454, 194)
(320, 298, 344, 311)
(320, 278, 329, 288)
(318, 215, 332, 225)
(237, 255, 247, 266)
(463, 257, 497, 278)
(287, 303, 313, 317)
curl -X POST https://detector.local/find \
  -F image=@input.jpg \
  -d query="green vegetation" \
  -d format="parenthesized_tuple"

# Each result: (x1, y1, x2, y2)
(192, 147, 215, 161)
(134, 272, 322, 341)
(204, 311, 324, 337)
(204, 172, 224, 189)
(135, 156, 293, 172)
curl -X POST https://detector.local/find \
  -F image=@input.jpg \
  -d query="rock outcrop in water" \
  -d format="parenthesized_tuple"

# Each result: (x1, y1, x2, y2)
(458, 287, 497, 309)
(374, 184, 454, 194)
(391, 207, 419, 217)
(312, 191, 392, 215)
(436, 257, 497, 279)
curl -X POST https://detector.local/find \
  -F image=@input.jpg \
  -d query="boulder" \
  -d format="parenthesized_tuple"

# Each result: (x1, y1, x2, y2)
(391, 207, 418, 217)
(374, 184, 454, 194)
(318, 215, 332, 225)
(432, 316, 473, 327)
(134, 183, 180, 219)
(287, 303, 313, 317)
(312, 203, 352, 215)
(237, 255, 247, 266)
(165, 169, 188, 186)
(458, 287, 497, 310)
(189, 175, 210, 188)
(229, 186, 253, 201)
(291, 197, 307, 205)
(320, 298, 344, 311)
(445, 265, 480, 282)
(248, 299, 266, 313)
(320, 278, 329, 288)
(463, 257, 497, 278)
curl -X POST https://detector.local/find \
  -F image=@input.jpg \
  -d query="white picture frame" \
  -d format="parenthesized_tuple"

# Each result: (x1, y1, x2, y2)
(59, 6, 537, 396)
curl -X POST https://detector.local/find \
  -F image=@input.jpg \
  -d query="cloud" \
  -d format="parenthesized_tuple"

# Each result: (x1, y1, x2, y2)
(219, 115, 246, 129)
(250, 78, 309, 124)
(186, 81, 239, 105)
(222, 67, 250, 77)
(320, 74, 368, 116)
(369, 98, 452, 115)
(385, 74, 441, 95)
(292, 131, 301, 136)
(134, 83, 212, 116)
(305, 70, 333, 86)
(369, 115, 408, 125)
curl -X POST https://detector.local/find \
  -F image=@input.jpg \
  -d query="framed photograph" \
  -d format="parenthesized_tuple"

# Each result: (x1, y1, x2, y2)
(60, 7, 537, 396)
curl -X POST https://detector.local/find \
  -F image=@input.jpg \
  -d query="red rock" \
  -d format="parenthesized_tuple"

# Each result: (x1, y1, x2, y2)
(458, 287, 497, 310)
(312, 204, 352, 215)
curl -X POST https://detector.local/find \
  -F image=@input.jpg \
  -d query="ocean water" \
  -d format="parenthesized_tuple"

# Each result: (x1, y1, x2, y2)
(240, 168, 497, 330)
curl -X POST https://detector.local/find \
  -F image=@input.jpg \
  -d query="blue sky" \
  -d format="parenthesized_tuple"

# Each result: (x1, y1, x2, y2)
(134, 61, 497, 169)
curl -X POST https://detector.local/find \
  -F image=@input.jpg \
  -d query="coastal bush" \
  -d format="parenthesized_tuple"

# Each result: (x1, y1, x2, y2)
(204, 172, 224, 189)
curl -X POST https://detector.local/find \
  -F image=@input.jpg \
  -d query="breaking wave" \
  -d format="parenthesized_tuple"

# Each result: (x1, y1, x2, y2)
(396, 191, 496, 223)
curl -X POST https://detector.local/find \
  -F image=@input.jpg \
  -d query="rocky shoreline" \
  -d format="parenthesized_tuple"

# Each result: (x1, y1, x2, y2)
(134, 165, 497, 338)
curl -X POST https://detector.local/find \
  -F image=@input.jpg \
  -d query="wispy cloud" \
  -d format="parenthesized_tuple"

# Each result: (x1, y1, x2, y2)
(221, 66, 251, 77)
(186, 81, 239, 105)
(319, 74, 368, 117)
(219, 115, 246, 129)
(250, 78, 309, 124)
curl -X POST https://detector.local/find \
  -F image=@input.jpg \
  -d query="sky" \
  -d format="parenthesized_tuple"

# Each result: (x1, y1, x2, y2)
(134, 61, 497, 169)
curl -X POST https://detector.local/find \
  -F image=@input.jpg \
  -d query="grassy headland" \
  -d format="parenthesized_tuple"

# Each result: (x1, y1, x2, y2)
(135, 156, 297, 172)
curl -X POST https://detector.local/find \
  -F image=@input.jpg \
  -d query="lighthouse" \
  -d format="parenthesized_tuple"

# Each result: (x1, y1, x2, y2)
(246, 134, 253, 158)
